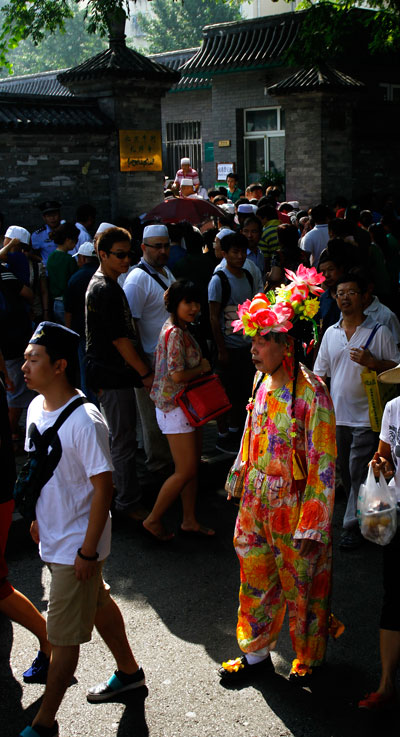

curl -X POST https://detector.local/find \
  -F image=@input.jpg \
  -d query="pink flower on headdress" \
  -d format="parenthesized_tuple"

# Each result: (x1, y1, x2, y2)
(284, 264, 325, 296)
(232, 298, 293, 337)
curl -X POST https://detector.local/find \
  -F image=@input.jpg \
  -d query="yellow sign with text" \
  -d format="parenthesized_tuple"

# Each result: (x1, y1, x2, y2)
(119, 130, 162, 172)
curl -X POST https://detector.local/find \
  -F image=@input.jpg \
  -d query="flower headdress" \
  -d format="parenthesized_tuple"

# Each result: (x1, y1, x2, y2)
(232, 265, 324, 346)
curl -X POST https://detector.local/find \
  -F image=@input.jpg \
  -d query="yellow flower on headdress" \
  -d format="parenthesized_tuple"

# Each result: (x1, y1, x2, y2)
(302, 297, 320, 319)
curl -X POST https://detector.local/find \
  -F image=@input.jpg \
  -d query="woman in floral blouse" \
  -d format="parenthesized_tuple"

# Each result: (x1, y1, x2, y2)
(144, 279, 214, 541)
(219, 267, 338, 683)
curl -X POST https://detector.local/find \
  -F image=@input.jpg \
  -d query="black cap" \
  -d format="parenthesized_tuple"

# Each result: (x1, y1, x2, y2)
(39, 201, 61, 214)
(29, 322, 80, 360)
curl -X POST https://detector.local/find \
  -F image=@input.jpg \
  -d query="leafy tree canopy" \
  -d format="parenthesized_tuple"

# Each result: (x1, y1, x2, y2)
(137, 0, 243, 54)
(293, 0, 400, 64)
(0, 1, 107, 77)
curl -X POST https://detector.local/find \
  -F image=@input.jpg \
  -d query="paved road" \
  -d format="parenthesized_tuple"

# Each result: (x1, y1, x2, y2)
(2, 465, 399, 737)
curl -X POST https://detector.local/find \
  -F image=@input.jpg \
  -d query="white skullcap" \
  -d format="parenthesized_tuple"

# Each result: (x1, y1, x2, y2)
(5, 225, 30, 245)
(250, 204, 259, 214)
(77, 241, 96, 257)
(181, 157, 190, 166)
(95, 222, 115, 235)
(217, 228, 236, 241)
(143, 224, 169, 240)
(288, 201, 300, 210)
(237, 204, 253, 214)
(219, 203, 235, 215)
(180, 178, 193, 187)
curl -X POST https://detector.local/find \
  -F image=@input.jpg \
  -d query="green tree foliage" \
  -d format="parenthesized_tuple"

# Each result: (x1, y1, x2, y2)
(137, 0, 243, 53)
(0, 2, 107, 77)
(293, 1, 400, 65)
(0, 0, 131, 70)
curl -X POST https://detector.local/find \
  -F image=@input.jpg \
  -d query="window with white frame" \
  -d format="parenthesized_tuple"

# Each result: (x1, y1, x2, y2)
(244, 107, 285, 184)
(380, 84, 400, 102)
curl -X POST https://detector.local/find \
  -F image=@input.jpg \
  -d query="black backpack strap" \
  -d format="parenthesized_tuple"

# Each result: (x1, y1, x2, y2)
(364, 323, 382, 351)
(214, 270, 231, 310)
(214, 269, 254, 310)
(28, 396, 88, 453)
(136, 262, 168, 291)
(242, 268, 254, 291)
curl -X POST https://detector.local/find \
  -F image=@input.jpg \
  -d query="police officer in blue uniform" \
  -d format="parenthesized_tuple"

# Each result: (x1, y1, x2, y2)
(31, 201, 62, 266)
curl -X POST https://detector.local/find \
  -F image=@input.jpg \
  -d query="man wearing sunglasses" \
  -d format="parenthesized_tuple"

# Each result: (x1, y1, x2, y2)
(85, 227, 152, 522)
(123, 224, 175, 476)
(314, 273, 400, 550)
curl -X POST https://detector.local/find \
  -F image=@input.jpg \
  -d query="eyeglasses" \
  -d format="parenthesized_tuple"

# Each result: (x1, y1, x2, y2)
(144, 242, 170, 250)
(109, 250, 134, 260)
(336, 290, 361, 298)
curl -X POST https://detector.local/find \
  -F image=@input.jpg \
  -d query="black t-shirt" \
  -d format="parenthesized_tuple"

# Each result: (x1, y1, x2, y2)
(64, 262, 98, 338)
(0, 265, 32, 359)
(85, 269, 142, 391)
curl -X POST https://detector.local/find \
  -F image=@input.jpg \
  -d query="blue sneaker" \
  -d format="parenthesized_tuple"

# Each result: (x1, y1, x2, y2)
(23, 650, 50, 684)
(86, 667, 146, 703)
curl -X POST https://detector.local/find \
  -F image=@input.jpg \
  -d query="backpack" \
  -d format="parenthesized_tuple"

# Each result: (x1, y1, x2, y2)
(14, 396, 88, 522)
(214, 268, 254, 309)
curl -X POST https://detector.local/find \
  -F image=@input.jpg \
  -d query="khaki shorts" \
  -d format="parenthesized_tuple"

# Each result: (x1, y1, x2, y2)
(46, 562, 111, 646)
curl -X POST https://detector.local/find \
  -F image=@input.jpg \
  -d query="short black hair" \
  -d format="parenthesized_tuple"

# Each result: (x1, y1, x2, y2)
(257, 205, 277, 221)
(335, 272, 368, 294)
(247, 183, 263, 193)
(164, 279, 201, 320)
(311, 204, 330, 223)
(76, 203, 96, 222)
(226, 172, 238, 181)
(97, 227, 131, 254)
(208, 188, 221, 199)
(242, 215, 262, 233)
(52, 222, 80, 245)
(220, 232, 248, 253)
(45, 343, 78, 386)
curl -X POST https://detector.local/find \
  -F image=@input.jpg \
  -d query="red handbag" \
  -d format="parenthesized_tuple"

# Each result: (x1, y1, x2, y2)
(164, 325, 231, 427)
(175, 373, 231, 427)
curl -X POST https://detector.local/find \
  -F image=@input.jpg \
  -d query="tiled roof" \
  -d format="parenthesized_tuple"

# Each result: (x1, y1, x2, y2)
(268, 65, 366, 93)
(149, 48, 211, 92)
(181, 12, 302, 75)
(0, 70, 72, 97)
(0, 95, 112, 130)
(58, 40, 180, 84)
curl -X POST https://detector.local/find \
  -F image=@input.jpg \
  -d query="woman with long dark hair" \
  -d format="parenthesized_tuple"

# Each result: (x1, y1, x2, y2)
(144, 279, 214, 541)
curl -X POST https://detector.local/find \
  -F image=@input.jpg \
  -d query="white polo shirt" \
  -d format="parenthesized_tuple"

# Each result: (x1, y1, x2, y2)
(313, 317, 400, 427)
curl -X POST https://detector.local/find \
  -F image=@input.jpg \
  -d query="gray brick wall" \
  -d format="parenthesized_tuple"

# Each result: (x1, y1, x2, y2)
(0, 132, 111, 230)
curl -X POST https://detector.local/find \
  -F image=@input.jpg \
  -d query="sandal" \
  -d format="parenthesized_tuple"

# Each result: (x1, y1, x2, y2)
(358, 691, 396, 710)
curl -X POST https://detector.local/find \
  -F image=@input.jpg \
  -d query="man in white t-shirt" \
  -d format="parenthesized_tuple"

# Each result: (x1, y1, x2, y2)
(314, 274, 400, 550)
(20, 322, 146, 737)
(123, 224, 175, 473)
(300, 204, 330, 266)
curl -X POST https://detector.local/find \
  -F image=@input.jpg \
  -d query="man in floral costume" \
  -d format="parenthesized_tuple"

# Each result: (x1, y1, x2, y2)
(219, 266, 338, 683)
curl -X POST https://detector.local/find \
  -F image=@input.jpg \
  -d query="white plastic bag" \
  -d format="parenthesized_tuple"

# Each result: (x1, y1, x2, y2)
(357, 465, 397, 546)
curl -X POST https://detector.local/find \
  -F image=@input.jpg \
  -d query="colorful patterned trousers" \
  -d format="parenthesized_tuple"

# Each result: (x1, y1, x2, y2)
(234, 472, 332, 667)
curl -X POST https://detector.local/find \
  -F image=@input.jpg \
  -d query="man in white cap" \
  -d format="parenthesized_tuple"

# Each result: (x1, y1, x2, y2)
(123, 224, 175, 475)
(173, 157, 199, 194)
(93, 222, 116, 251)
(180, 179, 203, 199)
(0, 226, 31, 285)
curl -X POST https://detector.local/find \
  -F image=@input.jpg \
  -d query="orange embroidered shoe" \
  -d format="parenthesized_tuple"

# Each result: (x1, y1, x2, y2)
(218, 655, 274, 683)
(358, 691, 396, 711)
(288, 659, 315, 685)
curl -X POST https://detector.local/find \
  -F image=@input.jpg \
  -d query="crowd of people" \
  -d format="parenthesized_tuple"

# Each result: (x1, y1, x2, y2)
(1, 167, 400, 736)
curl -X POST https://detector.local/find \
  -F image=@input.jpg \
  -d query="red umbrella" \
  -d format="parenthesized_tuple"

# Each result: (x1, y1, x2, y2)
(145, 197, 224, 226)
